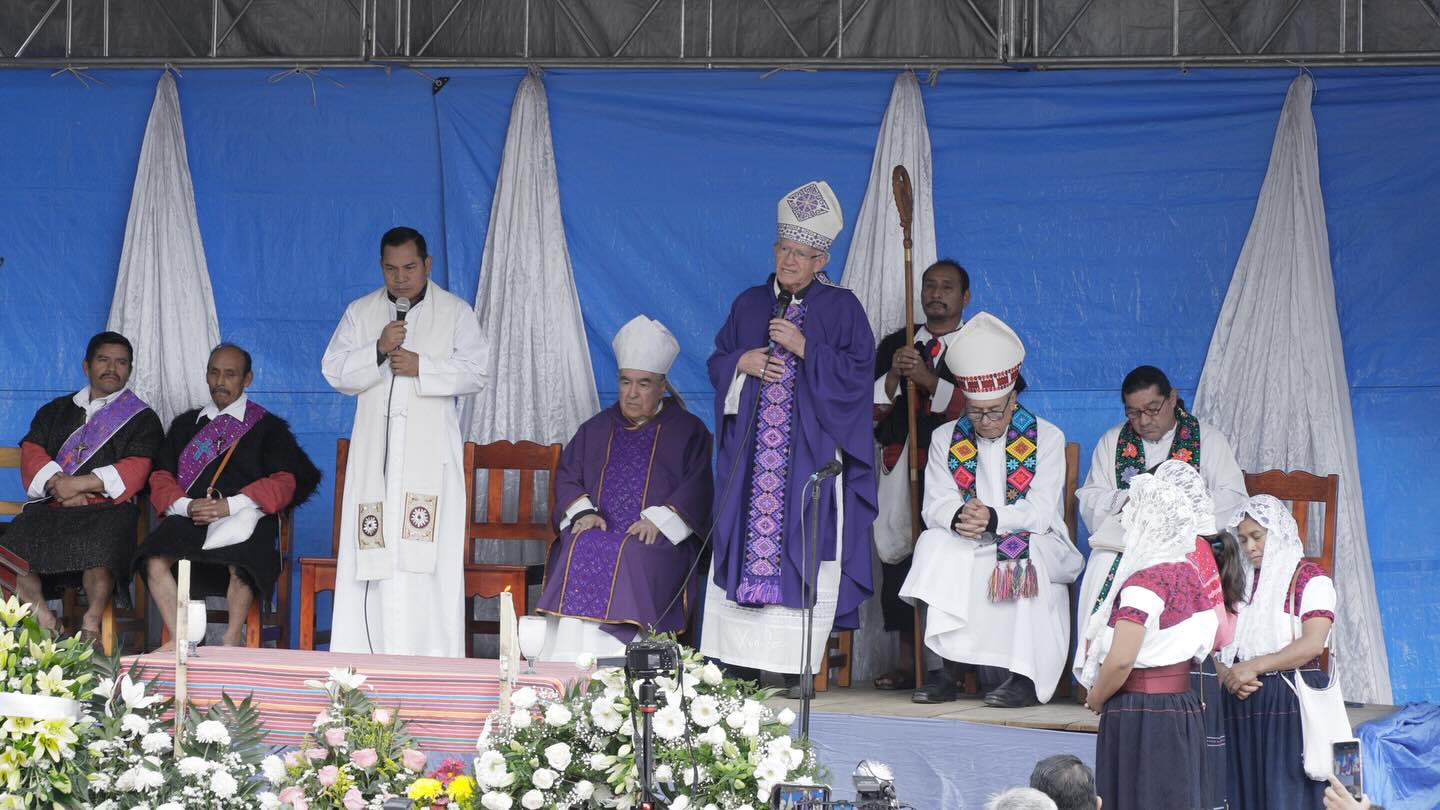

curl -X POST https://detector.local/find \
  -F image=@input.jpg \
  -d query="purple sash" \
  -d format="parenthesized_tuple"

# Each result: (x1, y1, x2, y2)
(557, 417, 660, 618)
(55, 389, 148, 475)
(737, 298, 806, 605)
(177, 401, 269, 493)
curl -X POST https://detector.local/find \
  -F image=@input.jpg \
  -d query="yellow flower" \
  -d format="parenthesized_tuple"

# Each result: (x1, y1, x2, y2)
(447, 775, 476, 802)
(407, 777, 444, 802)
(0, 597, 27, 627)
(35, 665, 73, 697)
(33, 718, 78, 762)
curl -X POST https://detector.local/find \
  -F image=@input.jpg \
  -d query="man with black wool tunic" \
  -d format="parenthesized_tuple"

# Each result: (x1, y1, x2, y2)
(134, 343, 319, 647)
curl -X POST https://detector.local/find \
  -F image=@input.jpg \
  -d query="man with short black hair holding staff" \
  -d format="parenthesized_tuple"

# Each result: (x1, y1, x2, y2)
(322, 226, 487, 657)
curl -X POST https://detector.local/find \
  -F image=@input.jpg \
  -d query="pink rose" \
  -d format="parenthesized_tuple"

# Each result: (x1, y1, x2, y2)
(350, 748, 379, 769)
(284, 751, 304, 768)
(323, 727, 347, 747)
(318, 764, 341, 787)
(342, 788, 366, 810)
(278, 786, 304, 805)
(401, 748, 427, 772)
(305, 747, 328, 761)
(373, 707, 393, 725)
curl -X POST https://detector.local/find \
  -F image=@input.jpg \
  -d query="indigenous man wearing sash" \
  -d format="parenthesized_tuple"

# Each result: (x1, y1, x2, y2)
(322, 227, 486, 657)
(870, 259, 971, 691)
(900, 313, 1083, 708)
(2, 331, 162, 637)
(136, 343, 320, 647)
(702, 180, 878, 696)
(534, 316, 713, 661)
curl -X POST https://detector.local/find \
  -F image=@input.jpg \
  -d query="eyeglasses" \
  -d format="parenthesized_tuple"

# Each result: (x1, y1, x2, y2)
(774, 245, 824, 263)
(965, 403, 1011, 423)
(1124, 402, 1169, 421)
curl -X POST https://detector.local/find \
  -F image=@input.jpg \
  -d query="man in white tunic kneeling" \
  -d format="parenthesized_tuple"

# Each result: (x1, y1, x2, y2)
(901, 312, 1083, 707)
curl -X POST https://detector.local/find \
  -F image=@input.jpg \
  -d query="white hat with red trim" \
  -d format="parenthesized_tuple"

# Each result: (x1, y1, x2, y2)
(945, 312, 1025, 398)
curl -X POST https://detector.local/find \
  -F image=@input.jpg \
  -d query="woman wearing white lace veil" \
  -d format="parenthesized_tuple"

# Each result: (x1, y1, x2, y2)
(1218, 494, 1336, 810)
(1080, 473, 1219, 810)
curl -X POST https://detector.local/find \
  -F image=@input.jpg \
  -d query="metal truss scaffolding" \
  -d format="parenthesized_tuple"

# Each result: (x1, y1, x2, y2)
(2, 0, 1439, 67)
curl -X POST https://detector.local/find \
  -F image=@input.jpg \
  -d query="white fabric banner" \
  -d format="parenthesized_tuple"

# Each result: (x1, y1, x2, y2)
(839, 72, 938, 682)
(1194, 74, 1391, 703)
(107, 72, 221, 427)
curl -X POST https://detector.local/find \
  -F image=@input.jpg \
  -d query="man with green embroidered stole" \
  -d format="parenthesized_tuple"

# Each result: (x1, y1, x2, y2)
(900, 313, 1083, 708)
(1074, 365, 1247, 634)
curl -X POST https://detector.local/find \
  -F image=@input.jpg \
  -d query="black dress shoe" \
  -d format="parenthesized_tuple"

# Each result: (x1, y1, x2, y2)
(911, 669, 958, 704)
(983, 674, 1039, 708)
(784, 674, 815, 700)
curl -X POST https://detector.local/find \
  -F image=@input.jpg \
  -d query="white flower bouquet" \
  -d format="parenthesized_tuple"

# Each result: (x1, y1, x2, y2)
(464, 644, 817, 810)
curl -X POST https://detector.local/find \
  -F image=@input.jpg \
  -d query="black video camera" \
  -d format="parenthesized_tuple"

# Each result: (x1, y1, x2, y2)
(625, 639, 679, 680)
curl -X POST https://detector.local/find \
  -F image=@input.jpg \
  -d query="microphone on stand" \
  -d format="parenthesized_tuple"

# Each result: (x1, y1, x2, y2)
(808, 459, 843, 483)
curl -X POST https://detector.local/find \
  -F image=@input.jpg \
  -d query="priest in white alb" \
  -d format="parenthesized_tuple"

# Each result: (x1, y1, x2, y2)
(321, 226, 487, 657)
(534, 316, 713, 661)
(900, 313, 1083, 707)
(1074, 364, 1248, 631)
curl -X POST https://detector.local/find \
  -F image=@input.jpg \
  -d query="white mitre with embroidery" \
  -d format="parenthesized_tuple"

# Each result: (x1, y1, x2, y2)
(612, 315, 680, 375)
(777, 180, 844, 253)
(946, 311, 1026, 398)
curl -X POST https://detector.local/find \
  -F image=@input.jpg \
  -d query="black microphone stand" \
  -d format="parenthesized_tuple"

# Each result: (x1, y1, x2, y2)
(799, 474, 822, 740)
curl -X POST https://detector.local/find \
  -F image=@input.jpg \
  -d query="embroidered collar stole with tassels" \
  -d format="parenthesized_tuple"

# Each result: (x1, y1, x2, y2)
(948, 403, 1040, 602)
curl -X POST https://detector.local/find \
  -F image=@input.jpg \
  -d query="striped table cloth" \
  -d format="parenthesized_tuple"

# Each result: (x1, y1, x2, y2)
(125, 647, 577, 754)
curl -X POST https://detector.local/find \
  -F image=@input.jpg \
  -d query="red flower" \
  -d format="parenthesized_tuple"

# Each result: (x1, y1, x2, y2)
(1122, 443, 1139, 458)
(1174, 448, 1193, 463)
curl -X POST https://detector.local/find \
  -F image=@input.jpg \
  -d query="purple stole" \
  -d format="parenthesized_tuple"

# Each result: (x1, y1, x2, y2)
(557, 416, 661, 618)
(177, 401, 269, 493)
(54, 389, 148, 475)
(736, 298, 806, 605)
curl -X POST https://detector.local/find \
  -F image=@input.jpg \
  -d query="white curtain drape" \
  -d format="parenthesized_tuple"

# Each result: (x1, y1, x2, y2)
(1194, 74, 1391, 703)
(106, 72, 220, 427)
(840, 72, 938, 682)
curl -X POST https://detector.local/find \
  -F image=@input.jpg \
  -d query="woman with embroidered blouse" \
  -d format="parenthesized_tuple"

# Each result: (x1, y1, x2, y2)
(1217, 494, 1337, 809)
(1079, 472, 1220, 810)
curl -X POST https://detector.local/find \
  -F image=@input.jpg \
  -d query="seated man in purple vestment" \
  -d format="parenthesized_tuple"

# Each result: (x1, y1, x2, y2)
(536, 316, 713, 661)
(699, 180, 878, 698)
(2, 331, 163, 637)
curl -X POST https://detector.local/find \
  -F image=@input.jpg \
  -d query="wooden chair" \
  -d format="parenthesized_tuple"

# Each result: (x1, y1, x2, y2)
(462, 440, 562, 658)
(297, 438, 348, 650)
(915, 441, 1081, 696)
(1242, 469, 1340, 575)
(2, 445, 147, 655)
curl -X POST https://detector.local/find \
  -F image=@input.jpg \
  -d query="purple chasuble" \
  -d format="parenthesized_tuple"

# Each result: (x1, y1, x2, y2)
(707, 276, 878, 629)
(55, 389, 148, 474)
(177, 401, 270, 492)
(538, 402, 714, 633)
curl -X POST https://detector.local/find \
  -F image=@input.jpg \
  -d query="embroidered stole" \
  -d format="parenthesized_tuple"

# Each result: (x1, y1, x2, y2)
(177, 401, 269, 492)
(949, 404, 1040, 602)
(736, 297, 806, 605)
(54, 389, 148, 475)
(1090, 405, 1203, 614)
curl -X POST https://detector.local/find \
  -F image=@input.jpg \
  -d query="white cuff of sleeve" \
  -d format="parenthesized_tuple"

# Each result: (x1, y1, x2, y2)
(641, 505, 692, 546)
(167, 497, 194, 518)
(1107, 489, 1130, 516)
(26, 461, 62, 499)
(723, 371, 745, 416)
(92, 465, 127, 500)
(226, 493, 260, 515)
(930, 379, 955, 414)
(560, 496, 596, 531)
(873, 375, 893, 405)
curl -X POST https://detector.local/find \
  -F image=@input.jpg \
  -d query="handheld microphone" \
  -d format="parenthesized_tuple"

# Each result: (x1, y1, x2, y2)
(395, 296, 412, 321)
(808, 459, 843, 482)
(767, 289, 794, 354)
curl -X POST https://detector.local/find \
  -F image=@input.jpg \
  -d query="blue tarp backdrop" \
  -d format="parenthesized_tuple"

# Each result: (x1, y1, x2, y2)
(1, 66, 1436, 702)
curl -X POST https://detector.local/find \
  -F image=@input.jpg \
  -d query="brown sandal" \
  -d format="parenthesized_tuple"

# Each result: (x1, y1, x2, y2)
(873, 670, 917, 691)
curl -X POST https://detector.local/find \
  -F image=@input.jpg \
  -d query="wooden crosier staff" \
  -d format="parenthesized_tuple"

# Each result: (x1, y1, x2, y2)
(890, 165, 926, 687)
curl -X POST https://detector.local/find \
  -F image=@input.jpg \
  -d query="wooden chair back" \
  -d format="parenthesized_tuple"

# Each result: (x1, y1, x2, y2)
(0, 446, 27, 595)
(1242, 469, 1339, 575)
(330, 438, 349, 556)
(0, 446, 23, 519)
(1064, 441, 1080, 541)
(463, 440, 562, 555)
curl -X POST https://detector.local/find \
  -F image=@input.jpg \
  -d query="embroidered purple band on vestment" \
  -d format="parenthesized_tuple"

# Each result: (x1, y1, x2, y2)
(177, 400, 269, 492)
(55, 389, 148, 475)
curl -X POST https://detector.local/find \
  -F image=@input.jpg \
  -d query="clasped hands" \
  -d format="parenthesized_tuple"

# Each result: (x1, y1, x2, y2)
(377, 320, 420, 377)
(951, 496, 992, 540)
(1220, 660, 1264, 701)
(187, 495, 232, 525)
(738, 319, 806, 384)
(572, 513, 663, 544)
(45, 473, 98, 507)
(886, 345, 939, 395)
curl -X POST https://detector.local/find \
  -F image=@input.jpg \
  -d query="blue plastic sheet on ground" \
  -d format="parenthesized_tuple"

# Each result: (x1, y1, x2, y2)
(1, 66, 1437, 702)
(1357, 703, 1440, 810)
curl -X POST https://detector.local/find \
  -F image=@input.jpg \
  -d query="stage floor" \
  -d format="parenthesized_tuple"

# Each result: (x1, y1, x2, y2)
(776, 681, 1399, 734)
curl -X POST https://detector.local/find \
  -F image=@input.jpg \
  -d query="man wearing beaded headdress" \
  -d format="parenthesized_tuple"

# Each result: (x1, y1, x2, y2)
(1074, 365, 1247, 651)
(701, 180, 877, 694)
(535, 316, 713, 661)
(2, 331, 163, 637)
(900, 312, 1083, 707)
